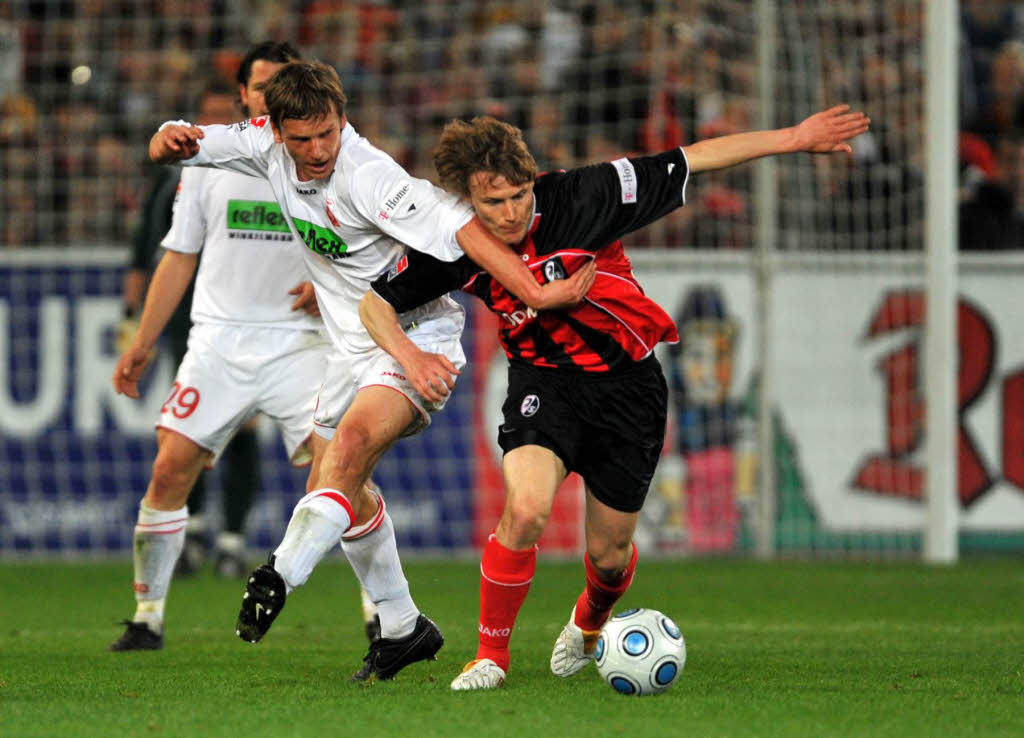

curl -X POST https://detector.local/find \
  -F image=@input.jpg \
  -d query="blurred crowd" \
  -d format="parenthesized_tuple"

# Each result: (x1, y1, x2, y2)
(0, 0, 1021, 250)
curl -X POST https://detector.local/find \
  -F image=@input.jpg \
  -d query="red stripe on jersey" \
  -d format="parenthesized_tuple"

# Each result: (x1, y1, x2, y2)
(540, 315, 609, 371)
(472, 238, 677, 372)
(499, 325, 539, 365)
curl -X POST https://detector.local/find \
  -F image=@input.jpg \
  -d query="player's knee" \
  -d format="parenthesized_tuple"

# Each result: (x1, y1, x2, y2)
(586, 540, 633, 578)
(501, 501, 549, 547)
(317, 425, 378, 492)
(326, 424, 374, 471)
(148, 455, 194, 507)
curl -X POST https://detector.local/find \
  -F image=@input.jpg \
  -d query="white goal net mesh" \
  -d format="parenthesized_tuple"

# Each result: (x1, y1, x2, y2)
(3, 1, 1022, 558)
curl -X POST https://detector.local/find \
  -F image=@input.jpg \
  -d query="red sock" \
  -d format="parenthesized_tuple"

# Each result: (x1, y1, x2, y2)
(475, 534, 536, 672)
(573, 543, 637, 632)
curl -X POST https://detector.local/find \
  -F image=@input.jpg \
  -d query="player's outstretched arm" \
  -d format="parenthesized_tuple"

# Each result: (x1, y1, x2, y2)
(149, 124, 205, 164)
(683, 104, 870, 173)
(358, 290, 461, 404)
(456, 218, 596, 310)
(112, 250, 198, 398)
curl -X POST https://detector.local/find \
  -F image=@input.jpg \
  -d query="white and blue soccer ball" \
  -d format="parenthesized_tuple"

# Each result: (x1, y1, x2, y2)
(594, 608, 686, 696)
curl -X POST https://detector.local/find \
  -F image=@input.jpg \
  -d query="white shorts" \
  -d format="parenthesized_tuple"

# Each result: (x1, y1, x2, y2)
(157, 323, 330, 466)
(313, 312, 466, 440)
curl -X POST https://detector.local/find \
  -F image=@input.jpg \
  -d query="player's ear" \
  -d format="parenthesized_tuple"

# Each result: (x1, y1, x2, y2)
(271, 122, 283, 143)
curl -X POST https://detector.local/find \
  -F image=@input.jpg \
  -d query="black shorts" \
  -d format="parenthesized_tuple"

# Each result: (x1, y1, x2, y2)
(497, 356, 668, 513)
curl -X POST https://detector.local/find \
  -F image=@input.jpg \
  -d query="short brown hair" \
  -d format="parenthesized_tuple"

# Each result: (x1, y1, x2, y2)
(433, 117, 538, 199)
(262, 61, 347, 130)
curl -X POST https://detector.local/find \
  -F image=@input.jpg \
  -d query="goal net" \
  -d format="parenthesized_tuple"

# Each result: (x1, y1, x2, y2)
(2, 1, 1022, 559)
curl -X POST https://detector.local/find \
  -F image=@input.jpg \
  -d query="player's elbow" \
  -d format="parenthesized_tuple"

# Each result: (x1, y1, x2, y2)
(357, 291, 375, 327)
(358, 290, 390, 333)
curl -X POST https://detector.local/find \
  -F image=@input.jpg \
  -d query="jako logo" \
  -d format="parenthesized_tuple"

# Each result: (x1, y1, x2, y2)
(296, 187, 317, 195)
(520, 394, 540, 417)
(479, 624, 511, 637)
(381, 370, 407, 381)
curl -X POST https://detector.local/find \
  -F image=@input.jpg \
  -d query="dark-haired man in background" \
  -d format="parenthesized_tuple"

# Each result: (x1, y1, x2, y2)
(110, 41, 330, 652)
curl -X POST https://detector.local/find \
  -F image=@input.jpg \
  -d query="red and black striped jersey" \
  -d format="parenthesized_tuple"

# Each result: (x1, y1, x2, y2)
(371, 147, 690, 373)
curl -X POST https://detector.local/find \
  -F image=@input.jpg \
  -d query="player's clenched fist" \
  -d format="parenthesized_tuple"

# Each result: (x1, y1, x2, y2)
(407, 352, 461, 405)
(149, 124, 205, 163)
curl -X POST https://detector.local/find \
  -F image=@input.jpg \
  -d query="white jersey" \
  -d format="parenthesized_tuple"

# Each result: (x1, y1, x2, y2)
(161, 167, 320, 330)
(176, 117, 472, 352)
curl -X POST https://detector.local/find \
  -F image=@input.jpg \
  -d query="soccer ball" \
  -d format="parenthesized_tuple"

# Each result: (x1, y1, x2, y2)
(594, 608, 686, 696)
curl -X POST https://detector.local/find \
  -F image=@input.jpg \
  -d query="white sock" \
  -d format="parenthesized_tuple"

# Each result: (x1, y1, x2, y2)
(133, 599, 166, 633)
(360, 586, 378, 623)
(131, 503, 188, 633)
(273, 489, 353, 592)
(341, 511, 419, 639)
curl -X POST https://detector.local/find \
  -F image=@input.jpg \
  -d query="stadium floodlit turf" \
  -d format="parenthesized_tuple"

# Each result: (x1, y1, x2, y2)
(1, 558, 1021, 737)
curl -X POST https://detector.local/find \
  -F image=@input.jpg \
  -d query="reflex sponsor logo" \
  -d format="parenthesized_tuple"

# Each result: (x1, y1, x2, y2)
(227, 200, 291, 232)
(293, 216, 350, 259)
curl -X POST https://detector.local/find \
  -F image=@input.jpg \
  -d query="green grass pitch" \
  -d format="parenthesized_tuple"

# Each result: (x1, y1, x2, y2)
(1, 557, 1021, 737)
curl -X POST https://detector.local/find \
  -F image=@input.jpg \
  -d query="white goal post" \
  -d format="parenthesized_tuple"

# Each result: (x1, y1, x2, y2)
(923, 0, 959, 564)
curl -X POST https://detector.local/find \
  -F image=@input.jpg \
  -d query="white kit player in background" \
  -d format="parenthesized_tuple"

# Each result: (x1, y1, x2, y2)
(148, 60, 591, 680)
(109, 42, 331, 652)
